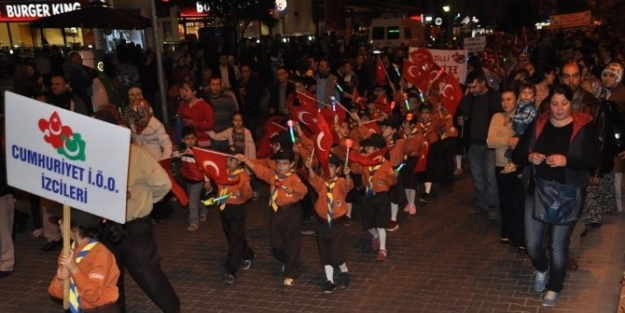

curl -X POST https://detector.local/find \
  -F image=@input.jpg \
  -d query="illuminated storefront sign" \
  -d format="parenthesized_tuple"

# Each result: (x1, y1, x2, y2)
(0, 1, 81, 22)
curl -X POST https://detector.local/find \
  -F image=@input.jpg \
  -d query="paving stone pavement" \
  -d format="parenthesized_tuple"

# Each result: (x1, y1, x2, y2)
(1, 177, 624, 313)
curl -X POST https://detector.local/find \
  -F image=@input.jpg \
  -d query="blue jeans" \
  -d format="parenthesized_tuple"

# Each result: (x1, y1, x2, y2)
(467, 144, 499, 211)
(186, 181, 206, 225)
(524, 195, 576, 292)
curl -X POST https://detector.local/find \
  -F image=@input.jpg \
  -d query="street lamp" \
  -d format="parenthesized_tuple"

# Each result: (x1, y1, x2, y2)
(442, 5, 451, 45)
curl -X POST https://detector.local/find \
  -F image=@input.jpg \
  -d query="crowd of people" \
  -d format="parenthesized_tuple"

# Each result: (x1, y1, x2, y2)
(0, 25, 624, 312)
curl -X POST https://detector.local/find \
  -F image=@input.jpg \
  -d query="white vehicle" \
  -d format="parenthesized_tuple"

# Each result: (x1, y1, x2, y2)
(369, 17, 425, 48)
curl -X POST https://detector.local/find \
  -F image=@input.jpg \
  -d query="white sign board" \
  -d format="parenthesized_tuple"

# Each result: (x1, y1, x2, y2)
(464, 36, 486, 53)
(428, 49, 468, 84)
(549, 11, 591, 29)
(5, 91, 130, 223)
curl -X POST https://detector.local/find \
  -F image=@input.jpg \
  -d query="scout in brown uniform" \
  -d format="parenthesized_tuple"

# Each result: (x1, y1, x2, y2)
(306, 153, 353, 293)
(401, 112, 426, 215)
(237, 149, 307, 286)
(218, 146, 255, 284)
(429, 96, 460, 192)
(379, 117, 407, 232)
(359, 134, 398, 261)
(415, 102, 440, 204)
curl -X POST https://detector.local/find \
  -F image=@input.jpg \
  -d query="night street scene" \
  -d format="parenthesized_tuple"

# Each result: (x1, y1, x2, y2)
(1, 0, 625, 312)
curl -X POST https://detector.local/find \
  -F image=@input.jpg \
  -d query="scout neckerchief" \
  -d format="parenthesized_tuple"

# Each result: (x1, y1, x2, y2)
(325, 177, 337, 228)
(269, 170, 293, 211)
(220, 168, 245, 210)
(403, 126, 418, 139)
(69, 238, 98, 313)
(366, 162, 383, 197)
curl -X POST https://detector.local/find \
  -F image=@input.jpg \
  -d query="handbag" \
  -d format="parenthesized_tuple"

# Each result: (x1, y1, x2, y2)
(533, 177, 582, 225)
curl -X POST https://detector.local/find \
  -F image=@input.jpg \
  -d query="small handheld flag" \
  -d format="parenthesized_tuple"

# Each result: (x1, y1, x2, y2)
(403, 93, 411, 111)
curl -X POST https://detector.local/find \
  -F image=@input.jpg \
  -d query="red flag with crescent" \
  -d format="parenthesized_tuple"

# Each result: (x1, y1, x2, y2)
(192, 148, 239, 185)
(414, 140, 430, 173)
(347, 146, 393, 166)
(314, 112, 334, 177)
(257, 117, 287, 158)
(374, 95, 392, 115)
(290, 104, 319, 136)
(438, 72, 463, 116)
(404, 48, 442, 93)
(375, 57, 387, 86)
(158, 159, 189, 207)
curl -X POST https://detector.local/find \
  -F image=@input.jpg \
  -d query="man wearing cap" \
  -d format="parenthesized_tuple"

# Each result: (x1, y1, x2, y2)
(93, 110, 181, 313)
(48, 210, 120, 313)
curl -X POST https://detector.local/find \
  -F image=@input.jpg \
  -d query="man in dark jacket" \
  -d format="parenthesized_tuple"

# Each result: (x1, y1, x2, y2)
(238, 64, 263, 139)
(268, 67, 295, 116)
(456, 70, 503, 220)
(67, 52, 96, 116)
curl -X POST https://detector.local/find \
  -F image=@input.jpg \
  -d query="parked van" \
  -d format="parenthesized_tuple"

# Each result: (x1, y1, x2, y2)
(369, 17, 425, 48)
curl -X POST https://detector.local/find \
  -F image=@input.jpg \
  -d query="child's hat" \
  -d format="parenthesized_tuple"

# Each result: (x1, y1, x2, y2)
(271, 149, 295, 162)
(360, 133, 386, 149)
(379, 117, 402, 130)
(418, 102, 434, 112)
(328, 152, 342, 167)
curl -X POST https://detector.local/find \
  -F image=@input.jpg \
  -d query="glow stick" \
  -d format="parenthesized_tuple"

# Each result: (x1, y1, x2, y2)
(344, 139, 353, 167)
(203, 194, 230, 206)
(334, 81, 344, 93)
(287, 120, 296, 143)
(395, 163, 405, 173)
(330, 96, 337, 112)
(393, 64, 401, 77)
(403, 93, 411, 111)
(417, 87, 426, 103)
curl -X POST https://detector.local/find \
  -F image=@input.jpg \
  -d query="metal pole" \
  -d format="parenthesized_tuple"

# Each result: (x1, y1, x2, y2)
(150, 0, 169, 124)
(6, 23, 13, 47)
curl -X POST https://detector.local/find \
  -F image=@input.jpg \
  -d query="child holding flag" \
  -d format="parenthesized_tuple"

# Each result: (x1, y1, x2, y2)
(216, 146, 255, 284)
(358, 134, 398, 261)
(379, 117, 407, 232)
(305, 153, 353, 293)
(237, 149, 308, 286)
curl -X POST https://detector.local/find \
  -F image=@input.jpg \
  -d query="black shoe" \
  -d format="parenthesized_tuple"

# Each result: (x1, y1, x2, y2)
(344, 217, 353, 227)
(337, 272, 350, 289)
(581, 228, 588, 237)
(0, 271, 12, 279)
(41, 240, 62, 252)
(322, 281, 336, 293)
(224, 273, 235, 284)
(418, 193, 430, 205)
(590, 222, 602, 229)
(240, 258, 253, 271)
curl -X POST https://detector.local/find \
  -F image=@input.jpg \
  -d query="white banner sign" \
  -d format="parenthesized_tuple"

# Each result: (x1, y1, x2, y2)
(549, 11, 591, 29)
(428, 49, 468, 84)
(5, 91, 130, 223)
(464, 36, 486, 53)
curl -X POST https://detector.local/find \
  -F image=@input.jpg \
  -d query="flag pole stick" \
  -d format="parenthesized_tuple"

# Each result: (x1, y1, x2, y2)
(62, 204, 71, 309)
(192, 147, 236, 158)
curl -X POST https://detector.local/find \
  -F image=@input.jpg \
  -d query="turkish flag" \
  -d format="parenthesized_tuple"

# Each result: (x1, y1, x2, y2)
(352, 89, 365, 110)
(158, 158, 189, 207)
(290, 104, 319, 136)
(437, 72, 463, 116)
(347, 146, 393, 166)
(257, 117, 287, 159)
(192, 148, 238, 185)
(361, 119, 381, 135)
(295, 91, 319, 110)
(314, 112, 334, 177)
(374, 95, 392, 115)
(414, 140, 430, 173)
(404, 48, 442, 93)
(375, 57, 387, 86)
(320, 105, 347, 127)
